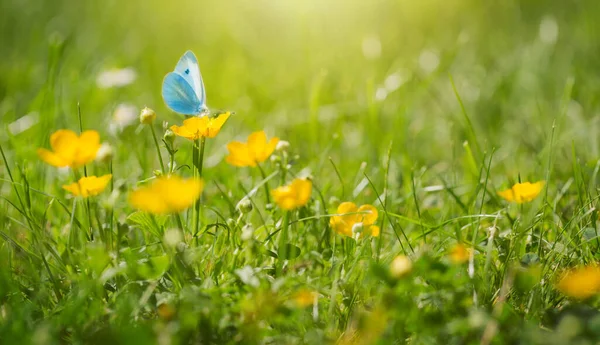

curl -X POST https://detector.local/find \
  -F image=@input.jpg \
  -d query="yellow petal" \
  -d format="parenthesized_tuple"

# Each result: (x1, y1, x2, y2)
(271, 186, 297, 210)
(170, 124, 192, 141)
(358, 204, 378, 226)
(37, 148, 69, 167)
(74, 130, 101, 167)
(79, 174, 112, 197)
(50, 130, 78, 159)
(557, 266, 600, 300)
(225, 141, 256, 167)
(512, 181, 544, 203)
(292, 178, 312, 207)
(129, 188, 168, 214)
(62, 182, 82, 196)
(206, 112, 230, 138)
(497, 189, 515, 202)
(292, 289, 318, 308)
(247, 131, 267, 160)
(449, 243, 471, 264)
(49, 130, 79, 166)
(162, 178, 204, 213)
(368, 225, 380, 237)
(261, 137, 280, 162)
(330, 202, 358, 237)
(129, 176, 203, 214)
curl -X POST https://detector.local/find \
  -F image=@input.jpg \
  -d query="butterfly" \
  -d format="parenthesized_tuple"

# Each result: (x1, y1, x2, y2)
(162, 50, 209, 116)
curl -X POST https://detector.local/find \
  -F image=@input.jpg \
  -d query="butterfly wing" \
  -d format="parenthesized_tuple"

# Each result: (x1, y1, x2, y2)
(173, 51, 206, 107)
(161, 72, 202, 115)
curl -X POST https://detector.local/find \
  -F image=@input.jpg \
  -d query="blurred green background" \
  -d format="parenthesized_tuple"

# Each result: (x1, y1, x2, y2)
(2, 0, 599, 177)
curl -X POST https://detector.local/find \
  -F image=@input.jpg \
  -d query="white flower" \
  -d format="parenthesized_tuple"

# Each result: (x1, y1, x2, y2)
(96, 67, 137, 88)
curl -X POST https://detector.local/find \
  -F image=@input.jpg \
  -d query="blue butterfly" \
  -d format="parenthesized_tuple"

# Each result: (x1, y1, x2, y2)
(162, 50, 209, 116)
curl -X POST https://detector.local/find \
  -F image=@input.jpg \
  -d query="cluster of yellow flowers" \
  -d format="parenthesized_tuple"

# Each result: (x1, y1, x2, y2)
(37, 129, 112, 196)
(37, 109, 385, 241)
(40, 109, 599, 301)
(36, 111, 318, 217)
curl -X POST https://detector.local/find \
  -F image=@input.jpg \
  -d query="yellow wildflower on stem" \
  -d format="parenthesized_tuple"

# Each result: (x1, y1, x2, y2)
(449, 243, 471, 264)
(170, 112, 230, 141)
(226, 131, 280, 205)
(64, 174, 112, 242)
(226, 131, 279, 167)
(170, 112, 230, 235)
(271, 178, 312, 211)
(497, 181, 544, 203)
(329, 202, 380, 239)
(37, 130, 101, 168)
(128, 175, 204, 215)
(557, 265, 600, 300)
(63, 174, 112, 197)
(292, 289, 318, 308)
(272, 178, 312, 275)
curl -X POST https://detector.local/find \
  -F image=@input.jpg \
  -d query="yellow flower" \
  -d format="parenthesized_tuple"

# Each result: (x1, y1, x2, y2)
(37, 130, 101, 168)
(557, 265, 600, 300)
(63, 174, 112, 197)
(225, 131, 279, 167)
(497, 181, 544, 203)
(170, 112, 230, 140)
(271, 178, 312, 210)
(292, 289, 318, 308)
(390, 255, 412, 278)
(329, 202, 380, 238)
(449, 243, 471, 264)
(129, 175, 204, 214)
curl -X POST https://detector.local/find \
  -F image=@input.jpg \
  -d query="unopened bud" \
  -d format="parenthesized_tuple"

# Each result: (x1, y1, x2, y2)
(140, 107, 156, 124)
(236, 198, 253, 214)
(163, 129, 175, 145)
(164, 228, 183, 248)
(241, 224, 254, 241)
(276, 140, 290, 152)
(352, 222, 364, 235)
(95, 143, 114, 163)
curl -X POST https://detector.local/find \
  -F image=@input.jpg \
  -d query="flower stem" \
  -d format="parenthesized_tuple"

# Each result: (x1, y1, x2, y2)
(277, 211, 290, 276)
(77, 103, 88, 177)
(193, 137, 206, 236)
(108, 159, 114, 251)
(175, 213, 185, 232)
(256, 162, 271, 205)
(84, 198, 94, 241)
(149, 125, 166, 174)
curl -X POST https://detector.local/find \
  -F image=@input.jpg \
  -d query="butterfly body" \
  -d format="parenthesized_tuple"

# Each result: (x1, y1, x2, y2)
(162, 51, 209, 116)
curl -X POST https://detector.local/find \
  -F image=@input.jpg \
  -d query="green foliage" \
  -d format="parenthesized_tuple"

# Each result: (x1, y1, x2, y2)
(2, 0, 600, 344)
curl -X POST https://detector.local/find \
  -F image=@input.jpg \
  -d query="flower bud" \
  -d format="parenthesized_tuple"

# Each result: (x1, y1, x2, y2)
(241, 224, 254, 241)
(351, 222, 364, 236)
(140, 107, 156, 125)
(328, 196, 340, 208)
(163, 129, 176, 145)
(176, 242, 188, 253)
(226, 218, 236, 229)
(164, 228, 183, 248)
(236, 198, 253, 214)
(390, 255, 412, 278)
(276, 140, 290, 152)
(95, 143, 114, 163)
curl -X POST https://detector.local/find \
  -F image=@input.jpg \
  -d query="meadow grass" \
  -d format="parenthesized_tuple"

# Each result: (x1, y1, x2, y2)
(2, 0, 600, 344)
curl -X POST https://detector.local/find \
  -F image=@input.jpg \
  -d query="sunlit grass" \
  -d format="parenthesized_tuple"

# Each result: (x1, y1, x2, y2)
(2, 0, 600, 344)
